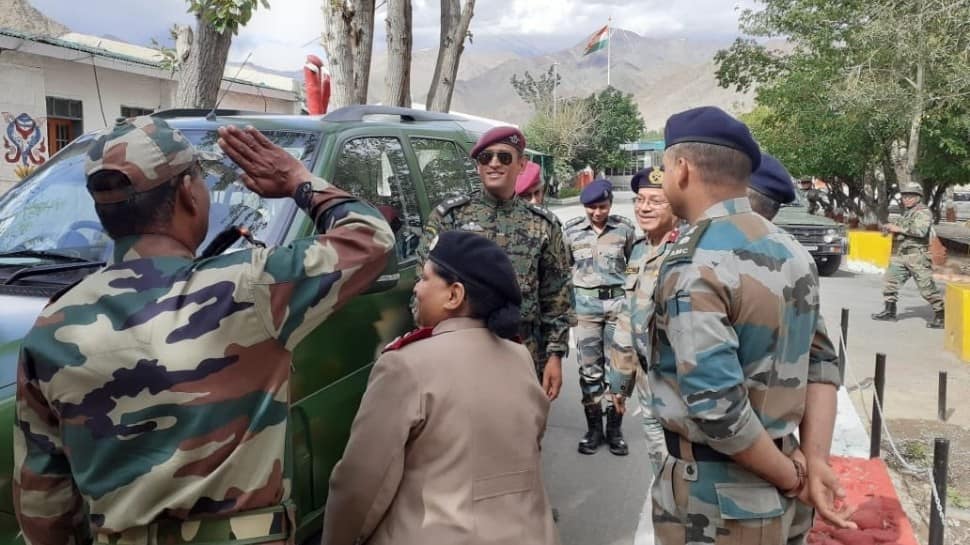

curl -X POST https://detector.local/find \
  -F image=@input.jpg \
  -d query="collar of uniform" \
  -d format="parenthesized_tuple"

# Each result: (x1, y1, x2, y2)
(433, 316, 487, 335)
(698, 197, 752, 222)
(481, 188, 518, 210)
(111, 235, 195, 264)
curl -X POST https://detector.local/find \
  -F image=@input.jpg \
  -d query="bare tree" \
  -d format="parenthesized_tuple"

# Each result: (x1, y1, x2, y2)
(426, 0, 475, 112)
(174, 0, 268, 108)
(322, 0, 376, 110)
(384, 0, 413, 107)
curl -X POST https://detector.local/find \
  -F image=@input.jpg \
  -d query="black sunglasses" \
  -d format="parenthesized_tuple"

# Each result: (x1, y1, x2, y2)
(476, 150, 515, 166)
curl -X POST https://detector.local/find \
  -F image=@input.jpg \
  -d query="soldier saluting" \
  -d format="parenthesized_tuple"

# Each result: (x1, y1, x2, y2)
(13, 118, 394, 545)
(418, 127, 574, 399)
(871, 183, 945, 328)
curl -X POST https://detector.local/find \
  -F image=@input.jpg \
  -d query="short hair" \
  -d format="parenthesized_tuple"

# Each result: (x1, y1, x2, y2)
(747, 188, 781, 220)
(666, 142, 751, 186)
(88, 164, 198, 239)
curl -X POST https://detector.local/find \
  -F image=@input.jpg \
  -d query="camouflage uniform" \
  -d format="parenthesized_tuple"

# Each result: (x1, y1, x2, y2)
(13, 120, 395, 545)
(647, 198, 837, 545)
(563, 214, 636, 405)
(612, 229, 680, 476)
(417, 191, 574, 376)
(882, 203, 944, 312)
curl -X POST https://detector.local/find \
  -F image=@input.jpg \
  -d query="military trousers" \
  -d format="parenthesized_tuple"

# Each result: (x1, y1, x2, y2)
(882, 250, 944, 311)
(651, 455, 813, 545)
(574, 291, 624, 406)
(635, 371, 668, 477)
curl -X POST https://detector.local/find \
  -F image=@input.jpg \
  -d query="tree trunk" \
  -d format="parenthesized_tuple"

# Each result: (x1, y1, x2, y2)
(322, 0, 375, 110)
(384, 0, 413, 107)
(905, 58, 925, 185)
(426, 0, 475, 112)
(174, 18, 232, 108)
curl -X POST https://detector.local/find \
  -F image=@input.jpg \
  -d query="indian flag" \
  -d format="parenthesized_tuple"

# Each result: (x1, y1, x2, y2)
(583, 25, 609, 56)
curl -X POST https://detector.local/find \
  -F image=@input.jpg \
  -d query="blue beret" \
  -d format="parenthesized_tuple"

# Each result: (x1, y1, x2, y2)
(750, 153, 795, 204)
(630, 166, 664, 192)
(470, 126, 526, 158)
(664, 106, 761, 172)
(429, 231, 522, 307)
(580, 179, 613, 205)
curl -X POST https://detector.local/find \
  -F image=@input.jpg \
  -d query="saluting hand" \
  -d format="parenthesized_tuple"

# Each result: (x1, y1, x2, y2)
(217, 125, 311, 198)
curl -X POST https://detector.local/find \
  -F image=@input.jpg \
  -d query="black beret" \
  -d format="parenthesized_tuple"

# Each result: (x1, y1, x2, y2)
(470, 126, 526, 158)
(630, 166, 664, 192)
(750, 153, 795, 204)
(428, 231, 522, 307)
(580, 179, 613, 205)
(664, 106, 761, 172)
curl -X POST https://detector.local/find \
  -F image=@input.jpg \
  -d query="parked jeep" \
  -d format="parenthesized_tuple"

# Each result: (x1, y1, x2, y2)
(0, 106, 485, 544)
(774, 189, 848, 276)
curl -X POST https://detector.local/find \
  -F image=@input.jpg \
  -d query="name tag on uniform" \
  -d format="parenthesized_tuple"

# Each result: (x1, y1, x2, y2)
(625, 266, 640, 275)
(460, 222, 485, 232)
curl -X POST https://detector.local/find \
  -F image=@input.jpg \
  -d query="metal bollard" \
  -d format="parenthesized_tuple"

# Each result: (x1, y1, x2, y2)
(870, 353, 886, 459)
(928, 438, 949, 545)
(938, 371, 948, 422)
(838, 308, 849, 384)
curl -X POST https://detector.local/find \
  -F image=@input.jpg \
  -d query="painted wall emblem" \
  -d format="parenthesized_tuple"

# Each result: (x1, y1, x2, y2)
(3, 112, 48, 179)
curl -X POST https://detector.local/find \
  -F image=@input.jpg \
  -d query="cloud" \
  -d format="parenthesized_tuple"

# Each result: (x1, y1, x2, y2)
(27, 0, 759, 72)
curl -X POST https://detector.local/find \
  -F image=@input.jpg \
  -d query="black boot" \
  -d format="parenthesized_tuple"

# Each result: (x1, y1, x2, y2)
(928, 309, 945, 329)
(605, 405, 629, 456)
(578, 404, 604, 455)
(871, 302, 897, 321)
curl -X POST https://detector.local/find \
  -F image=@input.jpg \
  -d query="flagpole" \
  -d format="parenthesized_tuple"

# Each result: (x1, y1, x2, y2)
(607, 16, 612, 87)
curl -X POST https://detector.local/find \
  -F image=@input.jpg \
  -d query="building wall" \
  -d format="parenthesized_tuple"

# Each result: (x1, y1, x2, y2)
(0, 50, 299, 193)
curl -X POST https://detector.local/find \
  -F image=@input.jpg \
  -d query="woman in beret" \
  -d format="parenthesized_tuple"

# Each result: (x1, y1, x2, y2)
(323, 231, 560, 545)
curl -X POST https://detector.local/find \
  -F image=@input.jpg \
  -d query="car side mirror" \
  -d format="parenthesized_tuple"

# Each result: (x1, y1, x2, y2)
(363, 251, 400, 294)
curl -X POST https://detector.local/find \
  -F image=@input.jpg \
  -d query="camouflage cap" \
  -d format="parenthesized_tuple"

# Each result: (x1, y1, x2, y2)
(900, 183, 923, 196)
(85, 116, 214, 204)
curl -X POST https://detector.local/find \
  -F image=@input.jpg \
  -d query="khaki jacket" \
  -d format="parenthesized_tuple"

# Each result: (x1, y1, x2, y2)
(322, 317, 559, 545)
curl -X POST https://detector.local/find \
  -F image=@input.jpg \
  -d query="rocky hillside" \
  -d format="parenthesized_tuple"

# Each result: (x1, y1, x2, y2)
(0, 0, 69, 37)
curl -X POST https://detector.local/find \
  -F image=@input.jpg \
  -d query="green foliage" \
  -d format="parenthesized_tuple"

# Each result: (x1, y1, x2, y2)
(556, 186, 580, 199)
(510, 66, 561, 110)
(571, 86, 644, 173)
(524, 97, 596, 191)
(150, 26, 180, 74)
(187, 0, 270, 35)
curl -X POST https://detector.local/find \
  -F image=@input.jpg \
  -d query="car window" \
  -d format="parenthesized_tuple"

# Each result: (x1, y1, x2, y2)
(333, 136, 421, 264)
(0, 128, 318, 264)
(409, 137, 479, 206)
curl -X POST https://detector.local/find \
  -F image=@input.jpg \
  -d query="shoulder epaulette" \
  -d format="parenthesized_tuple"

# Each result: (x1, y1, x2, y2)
(434, 195, 471, 216)
(563, 216, 585, 229)
(382, 327, 434, 353)
(610, 214, 635, 228)
(664, 220, 711, 264)
(524, 202, 559, 225)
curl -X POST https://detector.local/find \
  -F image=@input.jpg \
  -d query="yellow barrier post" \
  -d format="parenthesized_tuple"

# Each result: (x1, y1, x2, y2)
(944, 283, 970, 362)
(847, 230, 892, 269)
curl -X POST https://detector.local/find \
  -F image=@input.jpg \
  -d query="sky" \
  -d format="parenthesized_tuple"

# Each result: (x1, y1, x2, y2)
(29, 0, 761, 73)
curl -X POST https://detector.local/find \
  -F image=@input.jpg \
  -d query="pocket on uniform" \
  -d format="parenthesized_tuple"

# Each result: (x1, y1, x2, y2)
(713, 482, 784, 520)
(473, 470, 535, 501)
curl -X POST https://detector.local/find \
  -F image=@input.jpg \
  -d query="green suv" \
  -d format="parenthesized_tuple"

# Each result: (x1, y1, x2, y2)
(0, 106, 485, 544)
(773, 189, 848, 276)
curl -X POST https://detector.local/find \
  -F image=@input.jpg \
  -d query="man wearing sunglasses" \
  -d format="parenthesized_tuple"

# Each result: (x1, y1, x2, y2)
(417, 126, 574, 401)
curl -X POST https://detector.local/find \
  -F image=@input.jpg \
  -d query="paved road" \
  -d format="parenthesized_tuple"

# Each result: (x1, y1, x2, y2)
(542, 193, 970, 545)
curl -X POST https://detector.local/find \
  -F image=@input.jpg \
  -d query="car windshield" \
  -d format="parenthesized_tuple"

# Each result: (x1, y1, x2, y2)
(0, 127, 319, 265)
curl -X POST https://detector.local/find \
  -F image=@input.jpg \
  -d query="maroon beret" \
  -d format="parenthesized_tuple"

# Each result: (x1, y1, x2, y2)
(470, 126, 526, 158)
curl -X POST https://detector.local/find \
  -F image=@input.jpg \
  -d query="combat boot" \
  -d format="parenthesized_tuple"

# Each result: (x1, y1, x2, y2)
(928, 309, 945, 329)
(604, 405, 629, 456)
(578, 404, 604, 455)
(871, 302, 897, 321)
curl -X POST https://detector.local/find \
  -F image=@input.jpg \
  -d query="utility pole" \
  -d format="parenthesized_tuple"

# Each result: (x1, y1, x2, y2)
(607, 16, 612, 87)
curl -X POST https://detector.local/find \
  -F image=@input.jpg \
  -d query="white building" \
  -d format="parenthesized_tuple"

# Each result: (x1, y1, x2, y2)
(0, 28, 301, 192)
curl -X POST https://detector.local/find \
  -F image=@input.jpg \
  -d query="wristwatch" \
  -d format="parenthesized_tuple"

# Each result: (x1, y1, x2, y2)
(292, 181, 316, 213)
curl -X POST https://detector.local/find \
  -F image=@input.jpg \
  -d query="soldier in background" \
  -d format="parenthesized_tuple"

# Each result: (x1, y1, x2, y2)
(612, 165, 679, 475)
(872, 183, 945, 328)
(563, 180, 636, 455)
(648, 107, 833, 545)
(12, 118, 394, 544)
(418, 126, 574, 400)
(516, 161, 545, 205)
(799, 178, 822, 215)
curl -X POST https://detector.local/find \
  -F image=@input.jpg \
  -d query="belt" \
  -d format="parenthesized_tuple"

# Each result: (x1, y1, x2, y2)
(576, 286, 624, 300)
(663, 429, 790, 463)
(94, 504, 291, 545)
